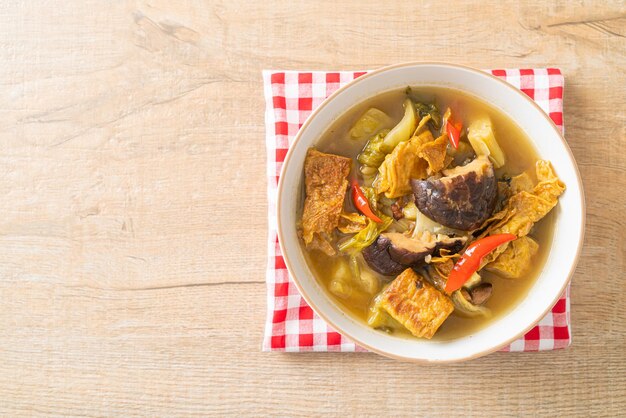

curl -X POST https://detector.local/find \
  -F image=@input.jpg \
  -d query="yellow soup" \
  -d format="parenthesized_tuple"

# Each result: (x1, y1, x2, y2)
(299, 86, 558, 341)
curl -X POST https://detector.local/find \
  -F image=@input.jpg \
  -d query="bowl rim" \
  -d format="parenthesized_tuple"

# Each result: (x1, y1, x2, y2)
(275, 61, 585, 363)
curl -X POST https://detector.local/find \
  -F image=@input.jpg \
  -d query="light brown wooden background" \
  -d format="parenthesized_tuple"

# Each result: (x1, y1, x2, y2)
(0, 1, 624, 416)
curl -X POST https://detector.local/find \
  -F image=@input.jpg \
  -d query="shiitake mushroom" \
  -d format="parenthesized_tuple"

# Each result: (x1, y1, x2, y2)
(362, 231, 466, 276)
(411, 156, 497, 231)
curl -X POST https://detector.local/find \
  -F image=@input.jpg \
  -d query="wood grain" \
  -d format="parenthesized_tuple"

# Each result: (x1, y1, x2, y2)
(0, 0, 624, 416)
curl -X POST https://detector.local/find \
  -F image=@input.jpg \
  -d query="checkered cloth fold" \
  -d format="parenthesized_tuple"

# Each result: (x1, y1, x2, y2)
(263, 68, 571, 353)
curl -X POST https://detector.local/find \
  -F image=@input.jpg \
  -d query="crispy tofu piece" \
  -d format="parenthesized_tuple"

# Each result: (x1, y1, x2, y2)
(301, 149, 351, 255)
(374, 268, 453, 339)
(486, 236, 539, 279)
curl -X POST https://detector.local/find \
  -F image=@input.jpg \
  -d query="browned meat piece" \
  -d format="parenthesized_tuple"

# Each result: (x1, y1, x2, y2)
(374, 268, 454, 339)
(301, 148, 351, 255)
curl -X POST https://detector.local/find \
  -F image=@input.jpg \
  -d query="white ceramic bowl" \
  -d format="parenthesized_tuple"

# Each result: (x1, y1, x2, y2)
(277, 62, 585, 362)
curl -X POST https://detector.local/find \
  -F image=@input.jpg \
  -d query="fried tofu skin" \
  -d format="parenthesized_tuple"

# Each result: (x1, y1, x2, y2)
(486, 236, 539, 279)
(374, 268, 454, 338)
(376, 131, 448, 198)
(480, 160, 564, 266)
(301, 149, 351, 255)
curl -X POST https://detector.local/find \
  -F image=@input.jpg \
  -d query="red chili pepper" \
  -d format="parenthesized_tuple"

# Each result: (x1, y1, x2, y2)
(444, 233, 517, 293)
(351, 180, 382, 223)
(446, 120, 462, 149)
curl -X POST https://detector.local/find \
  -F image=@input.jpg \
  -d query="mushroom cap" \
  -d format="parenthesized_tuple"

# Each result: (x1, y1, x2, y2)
(411, 156, 497, 231)
(469, 283, 493, 305)
(362, 232, 466, 276)
(362, 234, 405, 276)
(386, 233, 432, 265)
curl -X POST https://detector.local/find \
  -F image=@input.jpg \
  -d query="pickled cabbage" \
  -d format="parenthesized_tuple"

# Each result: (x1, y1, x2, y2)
(381, 98, 417, 153)
(349, 108, 392, 141)
(467, 117, 506, 168)
(357, 130, 389, 176)
(415, 102, 441, 130)
(329, 257, 374, 302)
(338, 214, 393, 254)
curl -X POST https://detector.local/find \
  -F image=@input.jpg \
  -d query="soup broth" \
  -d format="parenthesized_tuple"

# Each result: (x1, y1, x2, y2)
(299, 86, 559, 340)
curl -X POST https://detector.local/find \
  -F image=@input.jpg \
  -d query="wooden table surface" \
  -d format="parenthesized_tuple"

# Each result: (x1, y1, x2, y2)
(1, 1, 624, 416)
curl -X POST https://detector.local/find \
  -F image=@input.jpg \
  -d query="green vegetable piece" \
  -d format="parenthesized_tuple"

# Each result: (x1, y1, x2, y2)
(349, 108, 392, 140)
(381, 98, 417, 153)
(415, 102, 441, 130)
(404, 86, 442, 130)
(358, 131, 389, 170)
(338, 214, 393, 254)
(367, 297, 404, 331)
(339, 185, 391, 254)
(349, 254, 379, 295)
(467, 117, 506, 168)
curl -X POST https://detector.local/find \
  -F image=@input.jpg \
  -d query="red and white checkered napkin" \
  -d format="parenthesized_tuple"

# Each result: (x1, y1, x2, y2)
(263, 68, 571, 353)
